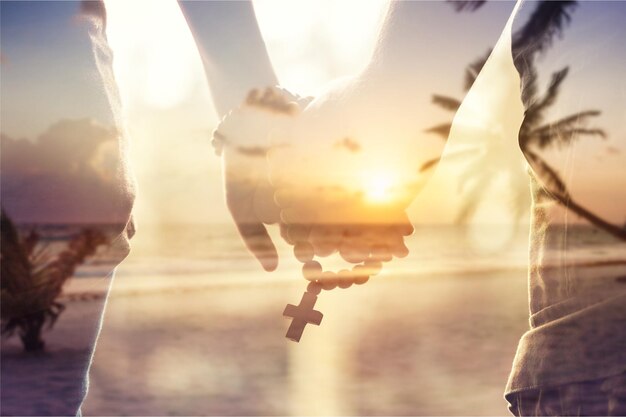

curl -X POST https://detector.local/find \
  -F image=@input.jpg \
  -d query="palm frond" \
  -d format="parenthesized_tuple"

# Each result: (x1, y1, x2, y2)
(528, 127, 606, 149)
(534, 67, 568, 111)
(512, 1, 578, 58)
(432, 95, 462, 112)
(524, 110, 604, 148)
(523, 67, 569, 130)
(1, 208, 31, 293)
(530, 110, 601, 136)
(512, 2, 577, 106)
(518, 61, 540, 110)
(424, 123, 452, 139)
(30, 238, 53, 265)
(1, 212, 108, 350)
(419, 157, 441, 173)
(447, 0, 487, 12)
(464, 51, 491, 91)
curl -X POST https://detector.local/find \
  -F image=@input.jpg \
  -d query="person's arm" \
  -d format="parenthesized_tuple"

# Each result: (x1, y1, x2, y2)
(278, 1, 518, 192)
(266, 1, 520, 262)
(178, 1, 282, 271)
(178, 1, 278, 117)
(363, 1, 516, 106)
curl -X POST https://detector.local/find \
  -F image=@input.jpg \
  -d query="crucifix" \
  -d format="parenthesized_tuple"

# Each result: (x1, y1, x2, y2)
(283, 290, 323, 342)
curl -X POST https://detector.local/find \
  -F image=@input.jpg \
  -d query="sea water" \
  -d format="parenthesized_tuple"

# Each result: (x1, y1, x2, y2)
(17, 222, 625, 283)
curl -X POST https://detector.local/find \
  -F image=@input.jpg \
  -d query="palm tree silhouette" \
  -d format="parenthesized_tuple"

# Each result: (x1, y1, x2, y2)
(1, 209, 108, 351)
(515, 67, 626, 240)
(425, 1, 626, 241)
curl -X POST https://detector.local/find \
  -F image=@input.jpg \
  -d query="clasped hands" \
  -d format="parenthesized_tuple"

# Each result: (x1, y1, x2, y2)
(216, 76, 445, 278)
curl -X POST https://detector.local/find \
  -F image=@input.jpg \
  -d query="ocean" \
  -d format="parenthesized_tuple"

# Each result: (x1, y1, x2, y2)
(19, 222, 625, 284)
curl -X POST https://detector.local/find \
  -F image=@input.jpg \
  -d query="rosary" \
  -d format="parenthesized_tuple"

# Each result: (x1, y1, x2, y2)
(212, 86, 412, 342)
(281, 222, 411, 342)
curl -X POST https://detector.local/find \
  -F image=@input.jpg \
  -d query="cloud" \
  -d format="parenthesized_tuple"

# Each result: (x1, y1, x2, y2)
(236, 145, 270, 158)
(79, 0, 106, 26)
(245, 87, 299, 115)
(606, 146, 620, 155)
(1, 119, 132, 224)
(334, 137, 361, 153)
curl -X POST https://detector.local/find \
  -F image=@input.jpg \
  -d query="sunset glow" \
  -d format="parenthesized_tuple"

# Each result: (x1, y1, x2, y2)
(364, 171, 396, 203)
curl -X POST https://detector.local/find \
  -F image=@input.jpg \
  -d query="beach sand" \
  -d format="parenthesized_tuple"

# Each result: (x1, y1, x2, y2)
(5, 223, 623, 415)
(70, 268, 528, 416)
(2, 222, 544, 415)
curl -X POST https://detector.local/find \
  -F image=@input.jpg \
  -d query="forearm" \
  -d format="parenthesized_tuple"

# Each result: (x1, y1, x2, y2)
(363, 1, 515, 92)
(178, 0, 278, 117)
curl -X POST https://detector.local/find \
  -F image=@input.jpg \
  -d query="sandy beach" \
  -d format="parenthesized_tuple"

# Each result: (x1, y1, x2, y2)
(3, 266, 530, 416)
(4, 221, 624, 415)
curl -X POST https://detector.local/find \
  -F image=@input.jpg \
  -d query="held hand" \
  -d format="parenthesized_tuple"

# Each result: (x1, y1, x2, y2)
(270, 75, 446, 221)
(213, 87, 311, 271)
(267, 74, 445, 272)
(222, 147, 280, 272)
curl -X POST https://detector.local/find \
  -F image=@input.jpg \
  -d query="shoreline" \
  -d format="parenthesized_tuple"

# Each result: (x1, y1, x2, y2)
(60, 257, 626, 302)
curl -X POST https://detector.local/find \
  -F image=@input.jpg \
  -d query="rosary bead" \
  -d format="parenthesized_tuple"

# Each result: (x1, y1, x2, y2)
(313, 242, 336, 257)
(310, 224, 338, 257)
(354, 275, 369, 285)
(371, 244, 392, 262)
(320, 271, 338, 290)
(320, 271, 337, 280)
(352, 265, 369, 285)
(294, 242, 314, 262)
(354, 275, 370, 285)
(302, 260, 323, 281)
(307, 281, 322, 295)
(338, 280, 353, 289)
(288, 223, 311, 243)
(363, 260, 382, 276)
(322, 281, 338, 291)
(337, 269, 354, 289)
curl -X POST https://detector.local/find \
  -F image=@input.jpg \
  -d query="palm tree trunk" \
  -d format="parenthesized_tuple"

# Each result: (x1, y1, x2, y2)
(526, 150, 626, 241)
(553, 193, 626, 242)
(20, 312, 46, 352)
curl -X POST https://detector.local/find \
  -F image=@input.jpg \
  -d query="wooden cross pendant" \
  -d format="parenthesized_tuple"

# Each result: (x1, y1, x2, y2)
(283, 291, 323, 342)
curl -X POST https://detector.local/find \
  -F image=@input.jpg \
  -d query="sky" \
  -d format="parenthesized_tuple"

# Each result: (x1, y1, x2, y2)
(1, 1, 113, 138)
(1, 0, 624, 228)
(1, 1, 125, 223)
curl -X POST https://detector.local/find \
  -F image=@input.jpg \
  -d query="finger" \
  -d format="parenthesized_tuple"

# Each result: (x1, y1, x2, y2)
(279, 222, 293, 245)
(371, 244, 393, 262)
(390, 236, 409, 258)
(394, 212, 415, 236)
(253, 182, 281, 224)
(339, 238, 369, 264)
(234, 220, 278, 272)
(225, 177, 278, 272)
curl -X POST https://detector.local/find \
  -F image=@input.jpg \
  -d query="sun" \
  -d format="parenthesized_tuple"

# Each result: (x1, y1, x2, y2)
(364, 172, 395, 203)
